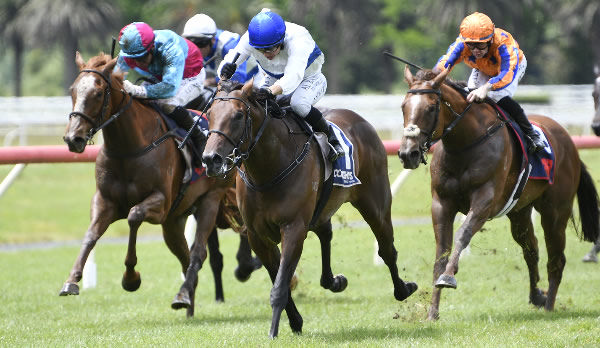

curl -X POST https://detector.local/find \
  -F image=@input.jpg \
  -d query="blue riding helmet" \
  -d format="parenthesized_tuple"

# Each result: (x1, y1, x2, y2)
(119, 22, 155, 58)
(248, 10, 286, 49)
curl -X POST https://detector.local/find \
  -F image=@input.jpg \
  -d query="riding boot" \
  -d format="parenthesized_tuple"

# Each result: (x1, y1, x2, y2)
(168, 106, 206, 167)
(497, 96, 545, 153)
(305, 106, 344, 162)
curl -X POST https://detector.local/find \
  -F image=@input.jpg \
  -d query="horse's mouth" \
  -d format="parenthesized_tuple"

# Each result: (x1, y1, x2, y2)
(398, 147, 422, 169)
(63, 136, 87, 153)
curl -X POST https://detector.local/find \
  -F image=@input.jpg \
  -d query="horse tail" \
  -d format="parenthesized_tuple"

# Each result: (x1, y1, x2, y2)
(576, 163, 600, 243)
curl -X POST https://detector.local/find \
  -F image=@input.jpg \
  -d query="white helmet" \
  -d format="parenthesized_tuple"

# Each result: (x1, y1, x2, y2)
(182, 14, 217, 38)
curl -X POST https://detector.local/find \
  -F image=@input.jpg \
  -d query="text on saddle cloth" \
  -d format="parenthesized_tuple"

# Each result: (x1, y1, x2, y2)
(328, 122, 361, 187)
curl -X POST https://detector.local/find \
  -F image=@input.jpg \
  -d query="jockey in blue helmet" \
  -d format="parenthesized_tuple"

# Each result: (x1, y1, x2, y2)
(217, 9, 344, 162)
(115, 22, 207, 165)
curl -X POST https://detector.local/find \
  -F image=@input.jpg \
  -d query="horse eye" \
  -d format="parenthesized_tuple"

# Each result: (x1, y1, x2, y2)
(426, 105, 437, 113)
(233, 111, 244, 120)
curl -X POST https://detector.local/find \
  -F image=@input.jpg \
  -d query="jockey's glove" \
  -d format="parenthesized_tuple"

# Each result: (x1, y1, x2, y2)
(256, 87, 275, 100)
(220, 62, 237, 80)
(123, 80, 147, 98)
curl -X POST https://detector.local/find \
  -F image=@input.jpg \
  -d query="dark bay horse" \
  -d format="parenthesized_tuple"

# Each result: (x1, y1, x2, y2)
(398, 66, 599, 320)
(583, 64, 600, 262)
(61, 52, 259, 317)
(201, 80, 418, 337)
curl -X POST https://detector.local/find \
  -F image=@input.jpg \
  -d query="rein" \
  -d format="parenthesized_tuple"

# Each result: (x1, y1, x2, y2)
(406, 87, 505, 163)
(209, 96, 312, 191)
(70, 68, 181, 159)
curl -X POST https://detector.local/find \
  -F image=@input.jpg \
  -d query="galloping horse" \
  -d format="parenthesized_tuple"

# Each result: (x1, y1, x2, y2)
(398, 66, 599, 320)
(61, 52, 260, 317)
(202, 80, 418, 337)
(583, 64, 600, 262)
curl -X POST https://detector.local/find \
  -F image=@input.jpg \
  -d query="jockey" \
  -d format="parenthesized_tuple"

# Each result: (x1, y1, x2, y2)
(217, 9, 344, 162)
(115, 22, 207, 165)
(433, 12, 545, 153)
(182, 13, 257, 88)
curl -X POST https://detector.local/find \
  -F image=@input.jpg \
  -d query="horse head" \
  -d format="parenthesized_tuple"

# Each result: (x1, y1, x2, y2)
(591, 65, 600, 136)
(202, 80, 262, 177)
(63, 52, 123, 153)
(398, 66, 449, 169)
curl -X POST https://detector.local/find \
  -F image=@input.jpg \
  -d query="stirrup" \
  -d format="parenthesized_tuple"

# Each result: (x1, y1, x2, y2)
(527, 136, 545, 153)
(328, 143, 344, 162)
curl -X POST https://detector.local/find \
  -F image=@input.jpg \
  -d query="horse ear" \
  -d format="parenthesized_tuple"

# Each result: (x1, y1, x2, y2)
(404, 65, 414, 85)
(102, 57, 118, 77)
(241, 78, 254, 97)
(75, 51, 86, 70)
(431, 68, 450, 88)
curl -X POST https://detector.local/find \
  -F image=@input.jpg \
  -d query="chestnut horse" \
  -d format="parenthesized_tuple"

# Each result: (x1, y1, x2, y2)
(201, 80, 418, 337)
(60, 53, 260, 317)
(398, 66, 599, 320)
(583, 64, 600, 262)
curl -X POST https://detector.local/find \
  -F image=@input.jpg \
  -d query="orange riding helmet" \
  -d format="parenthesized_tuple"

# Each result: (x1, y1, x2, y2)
(459, 12, 495, 42)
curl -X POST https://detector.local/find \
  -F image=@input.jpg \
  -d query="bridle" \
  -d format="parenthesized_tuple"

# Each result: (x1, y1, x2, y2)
(208, 95, 313, 191)
(405, 87, 474, 164)
(68, 69, 132, 143)
(207, 95, 267, 173)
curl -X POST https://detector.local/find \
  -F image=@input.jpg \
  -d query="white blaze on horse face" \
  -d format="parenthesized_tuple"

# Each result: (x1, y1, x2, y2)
(72, 74, 97, 115)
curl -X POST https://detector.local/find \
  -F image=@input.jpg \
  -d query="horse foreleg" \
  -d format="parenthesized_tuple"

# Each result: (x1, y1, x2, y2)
(59, 192, 117, 296)
(122, 192, 167, 292)
(428, 196, 457, 320)
(234, 233, 262, 282)
(314, 220, 347, 293)
(507, 206, 545, 307)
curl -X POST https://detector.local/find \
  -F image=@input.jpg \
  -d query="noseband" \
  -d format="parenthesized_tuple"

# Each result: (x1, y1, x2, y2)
(68, 69, 132, 142)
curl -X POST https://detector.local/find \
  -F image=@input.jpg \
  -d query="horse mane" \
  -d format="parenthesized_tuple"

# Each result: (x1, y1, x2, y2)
(414, 69, 469, 98)
(85, 52, 124, 82)
(219, 80, 244, 93)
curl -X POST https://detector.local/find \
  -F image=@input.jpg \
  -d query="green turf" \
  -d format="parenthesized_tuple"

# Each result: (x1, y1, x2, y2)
(1, 151, 600, 345)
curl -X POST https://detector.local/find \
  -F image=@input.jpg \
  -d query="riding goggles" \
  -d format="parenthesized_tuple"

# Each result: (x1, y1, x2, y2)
(256, 44, 281, 53)
(189, 37, 212, 48)
(466, 42, 489, 50)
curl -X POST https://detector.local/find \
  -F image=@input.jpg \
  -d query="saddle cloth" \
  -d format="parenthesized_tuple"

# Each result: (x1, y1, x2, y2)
(161, 108, 208, 183)
(328, 122, 361, 187)
(492, 105, 555, 217)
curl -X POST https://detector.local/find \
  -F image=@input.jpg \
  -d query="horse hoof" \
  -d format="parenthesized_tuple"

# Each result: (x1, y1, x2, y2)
(330, 274, 348, 293)
(234, 266, 252, 282)
(395, 281, 418, 301)
(172, 293, 191, 310)
(529, 288, 547, 308)
(582, 253, 598, 263)
(435, 274, 457, 289)
(59, 282, 79, 296)
(122, 272, 141, 292)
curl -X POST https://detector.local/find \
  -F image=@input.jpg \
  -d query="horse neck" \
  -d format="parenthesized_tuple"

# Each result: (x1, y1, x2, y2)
(242, 107, 298, 181)
(438, 85, 497, 150)
(101, 85, 159, 152)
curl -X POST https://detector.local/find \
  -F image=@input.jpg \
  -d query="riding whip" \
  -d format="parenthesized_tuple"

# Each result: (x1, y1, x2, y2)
(110, 37, 116, 58)
(382, 51, 424, 70)
(179, 52, 241, 149)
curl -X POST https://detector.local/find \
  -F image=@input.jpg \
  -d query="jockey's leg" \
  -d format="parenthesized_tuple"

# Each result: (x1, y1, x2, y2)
(497, 96, 545, 153)
(305, 107, 344, 162)
(168, 106, 206, 166)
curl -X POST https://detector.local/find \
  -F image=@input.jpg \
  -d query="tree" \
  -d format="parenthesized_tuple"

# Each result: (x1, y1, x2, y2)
(21, 0, 119, 93)
(0, 0, 29, 96)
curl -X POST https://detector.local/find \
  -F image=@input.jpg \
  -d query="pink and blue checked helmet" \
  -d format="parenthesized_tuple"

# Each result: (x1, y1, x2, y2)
(248, 10, 286, 49)
(119, 22, 155, 58)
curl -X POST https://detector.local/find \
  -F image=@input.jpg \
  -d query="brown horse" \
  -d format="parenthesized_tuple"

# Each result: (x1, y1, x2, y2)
(201, 80, 417, 337)
(583, 64, 600, 262)
(60, 52, 260, 317)
(398, 66, 599, 320)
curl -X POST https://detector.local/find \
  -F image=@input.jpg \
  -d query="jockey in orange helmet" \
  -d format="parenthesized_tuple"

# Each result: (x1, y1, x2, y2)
(433, 12, 545, 153)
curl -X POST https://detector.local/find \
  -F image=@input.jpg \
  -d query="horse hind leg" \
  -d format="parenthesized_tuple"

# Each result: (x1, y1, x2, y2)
(207, 227, 224, 302)
(539, 206, 570, 311)
(314, 220, 348, 292)
(234, 233, 263, 282)
(351, 195, 418, 301)
(582, 241, 600, 263)
(508, 206, 546, 308)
